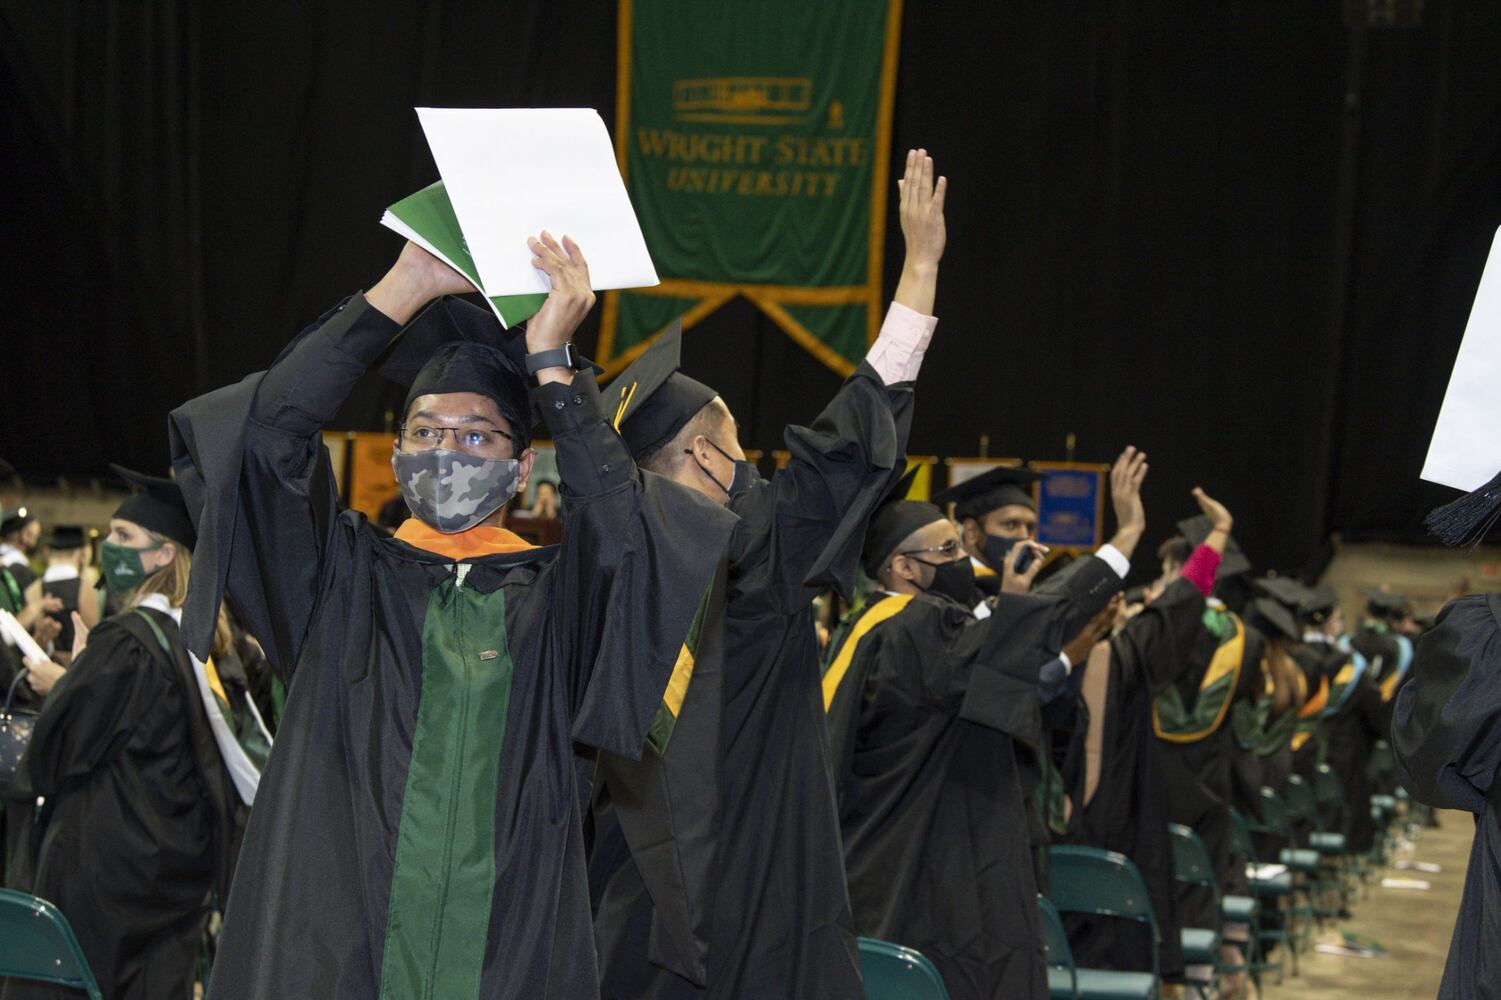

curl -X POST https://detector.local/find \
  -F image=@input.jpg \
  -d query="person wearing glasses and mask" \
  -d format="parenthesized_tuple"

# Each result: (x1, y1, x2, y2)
(167, 234, 734, 1000)
(818, 475, 1125, 1000)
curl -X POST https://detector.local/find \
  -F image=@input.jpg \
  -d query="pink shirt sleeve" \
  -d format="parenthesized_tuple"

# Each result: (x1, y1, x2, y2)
(864, 301, 937, 385)
(1181, 544, 1221, 597)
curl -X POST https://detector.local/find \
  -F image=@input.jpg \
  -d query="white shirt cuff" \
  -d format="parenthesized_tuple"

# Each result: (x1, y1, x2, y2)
(864, 301, 937, 385)
(1096, 543, 1130, 580)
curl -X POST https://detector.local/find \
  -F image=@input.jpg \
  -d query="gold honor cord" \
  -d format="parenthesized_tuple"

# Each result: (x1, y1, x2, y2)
(612, 382, 639, 431)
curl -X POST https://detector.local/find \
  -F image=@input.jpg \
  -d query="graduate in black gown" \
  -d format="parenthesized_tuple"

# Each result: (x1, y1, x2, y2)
(38, 526, 99, 661)
(5, 469, 242, 1000)
(933, 464, 1048, 598)
(820, 456, 1137, 1000)
(933, 456, 1150, 873)
(1150, 496, 1266, 947)
(589, 149, 946, 1000)
(169, 236, 735, 1000)
(1067, 489, 1233, 981)
(1393, 592, 1501, 998)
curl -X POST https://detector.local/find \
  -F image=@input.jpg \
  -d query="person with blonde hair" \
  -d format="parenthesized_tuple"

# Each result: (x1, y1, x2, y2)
(4, 466, 255, 1000)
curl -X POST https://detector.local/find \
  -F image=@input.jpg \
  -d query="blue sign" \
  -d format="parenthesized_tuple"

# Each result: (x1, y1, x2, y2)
(1035, 465, 1104, 549)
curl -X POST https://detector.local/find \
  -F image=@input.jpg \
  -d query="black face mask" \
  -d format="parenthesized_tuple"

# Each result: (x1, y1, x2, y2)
(918, 557, 982, 608)
(981, 533, 1022, 572)
(690, 437, 758, 500)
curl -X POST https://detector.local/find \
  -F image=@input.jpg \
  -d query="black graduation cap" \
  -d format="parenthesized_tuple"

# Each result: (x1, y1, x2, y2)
(48, 525, 87, 551)
(1253, 576, 1312, 613)
(0, 508, 35, 537)
(861, 465, 944, 579)
(1364, 589, 1410, 619)
(1246, 596, 1300, 642)
(602, 321, 719, 460)
(1176, 514, 1251, 580)
(1301, 584, 1339, 625)
(110, 464, 196, 549)
(377, 296, 599, 453)
(932, 465, 1045, 522)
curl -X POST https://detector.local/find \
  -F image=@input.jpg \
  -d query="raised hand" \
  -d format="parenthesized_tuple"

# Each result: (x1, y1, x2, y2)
(894, 149, 946, 316)
(898, 148, 946, 271)
(367, 241, 477, 325)
(524, 232, 596, 368)
(1192, 487, 1234, 533)
(1106, 445, 1149, 558)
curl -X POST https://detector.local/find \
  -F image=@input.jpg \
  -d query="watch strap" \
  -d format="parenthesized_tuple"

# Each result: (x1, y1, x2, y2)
(525, 344, 579, 376)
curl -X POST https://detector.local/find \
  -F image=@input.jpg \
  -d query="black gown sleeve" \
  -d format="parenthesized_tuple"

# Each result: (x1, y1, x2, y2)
(1392, 594, 1501, 813)
(25, 620, 175, 794)
(727, 363, 912, 612)
(541, 376, 738, 760)
(1110, 578, 1209, 696)
(170, 295, 400, 666)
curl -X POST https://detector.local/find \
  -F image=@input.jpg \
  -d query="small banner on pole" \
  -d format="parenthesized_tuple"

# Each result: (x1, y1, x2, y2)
(600, 0, 904, 376)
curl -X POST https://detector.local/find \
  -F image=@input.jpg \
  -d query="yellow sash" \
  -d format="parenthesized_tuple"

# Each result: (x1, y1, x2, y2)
(822, 595, 914, 710)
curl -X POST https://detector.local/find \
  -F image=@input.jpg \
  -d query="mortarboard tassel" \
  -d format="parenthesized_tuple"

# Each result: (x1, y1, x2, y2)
(1425, 466, 1501, 547)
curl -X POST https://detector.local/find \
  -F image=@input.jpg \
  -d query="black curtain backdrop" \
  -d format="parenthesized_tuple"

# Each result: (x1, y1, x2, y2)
(3, 1, 1500, 578)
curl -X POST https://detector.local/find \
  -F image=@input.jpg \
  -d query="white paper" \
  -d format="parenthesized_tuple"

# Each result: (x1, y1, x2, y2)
(1247, 862, 1288, 880)
(1394, 859, 1442, 873)
(1379, 877, 1431, 891)
(0, 609, 49, 664)
(416, 108, 659, 298)
(1423, 225, 1501, 490)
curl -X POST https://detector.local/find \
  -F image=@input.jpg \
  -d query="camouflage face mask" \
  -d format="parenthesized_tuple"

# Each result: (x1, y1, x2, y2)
(392, 449, 522, 534)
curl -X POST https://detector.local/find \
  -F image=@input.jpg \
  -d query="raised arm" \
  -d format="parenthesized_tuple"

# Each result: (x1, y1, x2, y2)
(529, 239, 739, 759)
(734, 152, 946, 609)
(170, 243, 465, 666)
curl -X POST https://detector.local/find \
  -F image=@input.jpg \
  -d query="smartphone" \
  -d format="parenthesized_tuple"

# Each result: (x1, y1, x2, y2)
(1013, 545, 1037, 575)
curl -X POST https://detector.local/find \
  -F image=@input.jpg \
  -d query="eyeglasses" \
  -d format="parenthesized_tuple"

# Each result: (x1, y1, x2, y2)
(398, 422, 514, 456)
(896, 539, 964, 563)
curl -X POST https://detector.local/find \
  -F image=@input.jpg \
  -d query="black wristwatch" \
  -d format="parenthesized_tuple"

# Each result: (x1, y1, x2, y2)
(525, 343, 582, 377)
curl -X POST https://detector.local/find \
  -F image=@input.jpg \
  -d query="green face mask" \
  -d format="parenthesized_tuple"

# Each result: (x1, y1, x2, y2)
(100, 539, 164, 595)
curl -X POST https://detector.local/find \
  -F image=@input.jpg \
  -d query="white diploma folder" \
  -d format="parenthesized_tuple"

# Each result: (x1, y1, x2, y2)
(415, 107, 659, 298)
(1423, 225, 1501, 492)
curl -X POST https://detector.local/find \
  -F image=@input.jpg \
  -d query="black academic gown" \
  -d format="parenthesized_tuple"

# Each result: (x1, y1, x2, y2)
(1155, 614, 1265, 929)
(591, 362, 912, 1000)
(826, 559, 1120, 1000)
(1321, 661, 1389, 855)
(1392, 594, 1501, 1000)
(168, 295, 734, 1000)
(2, 607, 239, 1000)
(1069, 578, 1207, 981)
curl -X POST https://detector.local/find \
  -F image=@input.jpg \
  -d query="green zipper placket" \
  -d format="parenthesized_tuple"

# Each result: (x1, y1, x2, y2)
(380, 564, 514, 1000)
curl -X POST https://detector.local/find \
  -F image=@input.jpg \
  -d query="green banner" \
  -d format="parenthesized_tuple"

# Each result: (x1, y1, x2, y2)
(601, 0, 903, 376)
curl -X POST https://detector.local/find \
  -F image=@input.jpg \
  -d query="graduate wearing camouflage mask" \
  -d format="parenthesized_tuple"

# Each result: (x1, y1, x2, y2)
(385, 301, 541, 534)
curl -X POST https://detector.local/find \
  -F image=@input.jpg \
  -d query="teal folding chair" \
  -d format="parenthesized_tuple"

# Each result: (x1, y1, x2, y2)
(1285, 775, 1347, 918)
(858, 937, 951, 1000)
(1047, 846, 1160, 999)
(1229, 807, 1290, 982)
(1039, 894, 1080, 1000)
(1314, 764, 1367, 895)
(1258, 788, 1318, 943)
(0, 889, 103, 999)
(1169, 822, 1242, 998)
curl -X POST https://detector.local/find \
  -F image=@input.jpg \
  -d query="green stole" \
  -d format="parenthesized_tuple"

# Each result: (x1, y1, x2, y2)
(1153, 604, 1246, 743)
